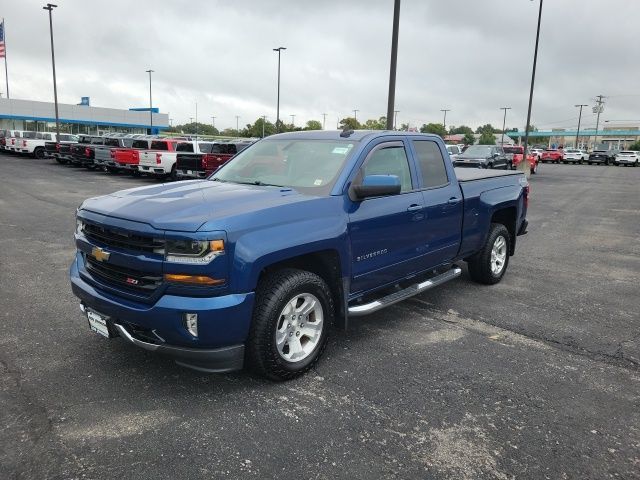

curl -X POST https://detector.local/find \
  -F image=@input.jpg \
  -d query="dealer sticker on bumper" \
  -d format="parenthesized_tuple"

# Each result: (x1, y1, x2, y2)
(87, 309, 111, 338)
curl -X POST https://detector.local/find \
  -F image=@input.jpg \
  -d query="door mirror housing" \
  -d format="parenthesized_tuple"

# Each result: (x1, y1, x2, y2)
(349, 175, 402, 201)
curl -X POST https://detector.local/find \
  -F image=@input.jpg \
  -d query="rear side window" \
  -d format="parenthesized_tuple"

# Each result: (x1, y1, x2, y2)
(175, 143, 195, 152)
(363, 144, 413, 193)
(150, 141, 169, 151)
(104, 138, 120, 147)
(132, 140, 149, 149)
(412, 140, 449, 189)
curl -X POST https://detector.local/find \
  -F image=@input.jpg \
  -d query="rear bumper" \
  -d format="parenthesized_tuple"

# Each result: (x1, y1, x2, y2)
(177, 169, 208, 179)
(70, 256, 254, 372)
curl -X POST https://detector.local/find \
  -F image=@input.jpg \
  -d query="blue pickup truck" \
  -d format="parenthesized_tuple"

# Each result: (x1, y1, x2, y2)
(70, 130, 529, 380)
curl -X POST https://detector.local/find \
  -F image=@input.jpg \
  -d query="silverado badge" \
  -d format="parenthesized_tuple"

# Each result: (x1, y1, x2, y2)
(91, 246, 111, 262)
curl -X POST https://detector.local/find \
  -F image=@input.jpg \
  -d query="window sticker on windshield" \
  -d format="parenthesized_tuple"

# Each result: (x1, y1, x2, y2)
(332, 147, 350, 154)
(314, 179, 323, 186)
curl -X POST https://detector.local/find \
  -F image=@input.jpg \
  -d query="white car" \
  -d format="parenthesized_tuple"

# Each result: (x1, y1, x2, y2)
(530, 148, 544, 158)
(446, 144, 462, 160)
(562, 148, 589, 164)
(614, 151, 639, 167)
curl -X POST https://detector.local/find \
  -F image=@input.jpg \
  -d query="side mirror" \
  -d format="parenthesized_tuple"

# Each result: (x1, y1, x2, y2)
(349, 174, 401, 201)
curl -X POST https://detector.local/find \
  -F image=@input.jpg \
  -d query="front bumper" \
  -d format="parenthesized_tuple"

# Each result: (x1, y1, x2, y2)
(70, 255, 254, 372)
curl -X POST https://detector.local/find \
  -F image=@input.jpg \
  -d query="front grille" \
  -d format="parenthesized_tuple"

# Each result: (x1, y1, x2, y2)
(84, 223, 164, 254)
(85, 255, 162, 295)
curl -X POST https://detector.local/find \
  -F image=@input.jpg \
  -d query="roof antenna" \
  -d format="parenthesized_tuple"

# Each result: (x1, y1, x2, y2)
(340, 126, 354, 138)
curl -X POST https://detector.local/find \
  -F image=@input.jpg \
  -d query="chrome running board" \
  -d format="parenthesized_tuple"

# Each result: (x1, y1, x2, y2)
(347, 267, 462, 317)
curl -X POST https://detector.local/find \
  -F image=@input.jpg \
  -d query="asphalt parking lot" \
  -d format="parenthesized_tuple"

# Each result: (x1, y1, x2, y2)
(1, 154, 639, 479)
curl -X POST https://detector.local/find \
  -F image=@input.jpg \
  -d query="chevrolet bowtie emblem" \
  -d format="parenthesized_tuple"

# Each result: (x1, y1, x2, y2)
(91, 246, 111, 262)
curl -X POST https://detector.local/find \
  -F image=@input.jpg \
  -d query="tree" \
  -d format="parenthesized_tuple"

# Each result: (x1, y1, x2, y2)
(450, 125, 474, 135)
(361, 116, 387, 130)
(463, 132, 476, 145)
(305, 120, 323, 131)
(175, 122, 219, 136)
(399, 123, 410, 131)
(478, 131, 496, 145)
(420, 122, 447, 137)
(243, 117, 277, 138)
(339, 117, 361, 130)
(475, 123, 502, 135)
(628, 141, 640, 150)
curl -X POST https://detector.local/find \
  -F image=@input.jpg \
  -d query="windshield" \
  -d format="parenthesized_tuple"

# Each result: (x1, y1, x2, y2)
(211, 139, 358, 195)
(461, 145, 492, 157)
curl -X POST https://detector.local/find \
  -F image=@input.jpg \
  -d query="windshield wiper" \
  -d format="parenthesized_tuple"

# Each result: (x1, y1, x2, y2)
(229, 180, 285, 187)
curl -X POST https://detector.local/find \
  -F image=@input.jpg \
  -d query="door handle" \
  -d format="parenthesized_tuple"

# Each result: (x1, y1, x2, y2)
(447, 197, 461, 204)
(407, 204, 423, 212)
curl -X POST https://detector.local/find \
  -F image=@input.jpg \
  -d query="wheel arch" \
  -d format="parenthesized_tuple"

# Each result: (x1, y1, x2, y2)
(490, 206, 517, 255)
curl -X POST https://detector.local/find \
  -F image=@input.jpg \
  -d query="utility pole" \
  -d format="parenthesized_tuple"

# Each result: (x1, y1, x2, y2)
(500, 107, 511, 145)
(521, 0, 544, 176)
(592, 95, 605, 150)
(145, 69, 154, 133)
(273, 47, 286, 132)
(43, 4, 60, 140)
(353, 109, 359, 122)
(321, 113, 327, 130)
(236, 115, 240, 137)
(385, 0, 401, 130)
(195, 101, 198, 140)
(574, 104, 588, 149)
(290, 114, 295, 127)
(211, 115, 216, 131)
(394, 110, 399, 130)
(440, 109, 450, 131)
(262, 115, 267, 138)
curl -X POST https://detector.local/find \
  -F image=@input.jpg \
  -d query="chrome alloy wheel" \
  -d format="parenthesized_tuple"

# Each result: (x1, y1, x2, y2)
(490, 235, 507, 275)
(276, 293, 324, 363)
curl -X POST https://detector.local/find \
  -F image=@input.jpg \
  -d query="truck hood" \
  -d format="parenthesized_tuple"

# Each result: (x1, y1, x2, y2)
(80, 180, 311, 232)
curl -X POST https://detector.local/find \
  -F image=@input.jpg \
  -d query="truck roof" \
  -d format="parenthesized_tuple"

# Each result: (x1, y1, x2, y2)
(268, 130, 442, 143)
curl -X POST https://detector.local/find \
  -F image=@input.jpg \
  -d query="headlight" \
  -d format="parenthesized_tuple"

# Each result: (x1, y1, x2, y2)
(165, 239, 224, 264)
(76, 219, 85, 235)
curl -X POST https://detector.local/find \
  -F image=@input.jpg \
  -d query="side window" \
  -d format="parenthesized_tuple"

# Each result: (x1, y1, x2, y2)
(412, 140, 449, 189)
(362, 144, 412, 193)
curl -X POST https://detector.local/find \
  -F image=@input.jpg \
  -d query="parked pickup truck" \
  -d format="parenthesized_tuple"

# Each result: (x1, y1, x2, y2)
(44, 134, 80, 163)
(15, 131, 62, 158)
(70, 130, 529, 380)
(70, 135, 106, 168)
(176, 141, 253, 179)
(136, 139, 211, 179)
(112, 138, 154, 172)
(93, 137, 138, 172)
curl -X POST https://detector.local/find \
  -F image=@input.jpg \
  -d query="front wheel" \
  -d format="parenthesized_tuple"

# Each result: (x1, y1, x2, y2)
(247, 268, 333, 381)
(467, 223, 510, 285)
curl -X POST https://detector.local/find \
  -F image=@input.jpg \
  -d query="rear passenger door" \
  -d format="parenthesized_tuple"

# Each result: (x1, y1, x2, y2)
(410, 139, 463, 267)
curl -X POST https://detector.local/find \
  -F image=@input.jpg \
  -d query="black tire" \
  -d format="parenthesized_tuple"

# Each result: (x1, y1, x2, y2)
(467, 223, 510, 285)
(55, 158, 67, 165)
(247, 268, 333, 381)
(33, 147, 45, 159)
(167, 164, 178, 181)
(106, 166, 119, 174)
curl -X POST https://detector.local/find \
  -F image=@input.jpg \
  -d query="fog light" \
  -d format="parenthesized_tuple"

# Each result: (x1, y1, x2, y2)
(184, 313, 198, 337)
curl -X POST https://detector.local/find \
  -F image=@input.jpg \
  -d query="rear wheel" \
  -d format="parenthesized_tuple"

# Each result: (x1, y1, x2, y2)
(467, 223, 510, 285)
(106, 166, 119, 174)
(55, 158, 67, 165)
(33, 147, 45, 159)
(247, 268, 333, 381)
(531, 162, 537, 175)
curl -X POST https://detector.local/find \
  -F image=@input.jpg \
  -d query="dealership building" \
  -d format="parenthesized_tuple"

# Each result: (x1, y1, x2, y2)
(0, 98, 168, 135)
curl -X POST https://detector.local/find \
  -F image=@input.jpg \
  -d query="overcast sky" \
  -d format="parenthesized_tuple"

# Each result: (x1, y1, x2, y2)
(3, 0, 640, 131)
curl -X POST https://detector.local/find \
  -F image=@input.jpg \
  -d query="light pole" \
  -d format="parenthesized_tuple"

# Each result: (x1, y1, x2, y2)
(273, 46, 286, 132)
(440, 109, 450, 131)
(353, 109, 359, 122)
(235, 115, 240, 137)
(321, 113, 327, 130)
(500, 107, 511, 145)
(521, 0, 544, 174)
(169, 118, 173, 127)
(195, 101, 198, 139)
(394, 110, 400, 130)
(290, 114, 295, 127)
(43, 4, 60, 139)
(385, 0, 401, 130)
(592, 95, 605, 150)
(574, 104, 588, 149)
(211, 115, 216, 131)
(262, 115, 267, 138)
(145, 69, 154, 133)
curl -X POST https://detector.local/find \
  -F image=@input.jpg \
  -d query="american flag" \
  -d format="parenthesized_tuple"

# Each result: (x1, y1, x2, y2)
(0, 21, 5, 58)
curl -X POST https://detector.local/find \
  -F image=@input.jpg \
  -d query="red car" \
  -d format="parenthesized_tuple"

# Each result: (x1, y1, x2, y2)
(540, 148, 563, 164)
(504, 146, 539, 174)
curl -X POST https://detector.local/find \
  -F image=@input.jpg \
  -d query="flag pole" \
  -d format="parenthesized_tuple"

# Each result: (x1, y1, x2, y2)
(3, 18, 9, 99)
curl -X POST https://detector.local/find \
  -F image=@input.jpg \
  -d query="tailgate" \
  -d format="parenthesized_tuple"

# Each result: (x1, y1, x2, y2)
(176, 153, 203, 171)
